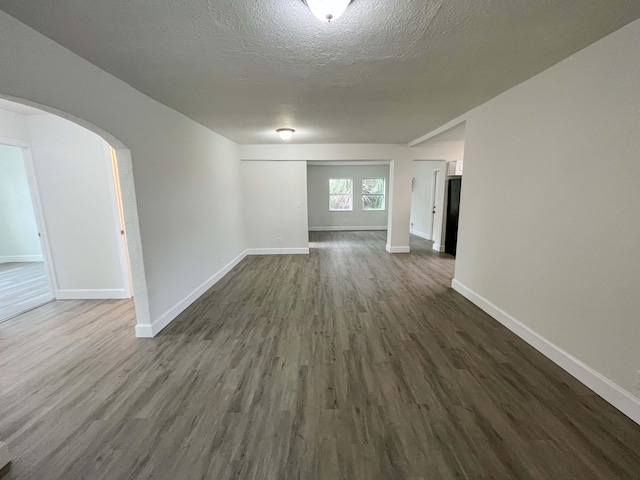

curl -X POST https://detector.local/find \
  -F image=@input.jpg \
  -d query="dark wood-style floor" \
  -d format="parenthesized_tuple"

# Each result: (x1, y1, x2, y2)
(0, 262, 52, 322)
(1, 231, 639, 479)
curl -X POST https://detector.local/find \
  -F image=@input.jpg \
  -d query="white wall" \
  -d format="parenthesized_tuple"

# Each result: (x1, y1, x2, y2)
(410, 161, 445, 241)
(25, 115, 125, 296)
(241, 161, 308, 253)
(411, 141, 465, 163)
(0, 11, 246, 336)
(451, 19, 640, 421)
(307, 164, 389, 231)
(0, 108, 29, 144)
(0, 144, 42, 262)
(240, 144, 439, 253)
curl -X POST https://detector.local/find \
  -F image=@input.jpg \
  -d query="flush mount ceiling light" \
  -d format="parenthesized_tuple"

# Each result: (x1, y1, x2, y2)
(303, 0, 353, 22)
(276, 128, 295, 141)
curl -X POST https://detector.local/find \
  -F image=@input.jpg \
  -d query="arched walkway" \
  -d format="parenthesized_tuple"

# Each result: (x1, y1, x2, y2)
(0, 94, 150, 331)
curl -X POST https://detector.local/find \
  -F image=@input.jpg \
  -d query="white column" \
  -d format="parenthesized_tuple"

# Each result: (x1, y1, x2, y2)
(386, 153, 413, 253)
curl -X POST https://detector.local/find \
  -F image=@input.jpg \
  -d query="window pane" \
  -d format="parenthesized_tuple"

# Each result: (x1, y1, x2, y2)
(330, 194, 352, 210)
(362, 178, 384, 195)
(329, 178, 352, 195)
(363, 194, 384, 210)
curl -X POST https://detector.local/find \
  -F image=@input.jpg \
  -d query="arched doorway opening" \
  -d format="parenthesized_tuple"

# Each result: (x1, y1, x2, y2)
(0, 94, 149, 331)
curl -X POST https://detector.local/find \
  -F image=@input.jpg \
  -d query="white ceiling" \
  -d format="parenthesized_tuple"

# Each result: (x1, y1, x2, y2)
(0, 0, 638, 144)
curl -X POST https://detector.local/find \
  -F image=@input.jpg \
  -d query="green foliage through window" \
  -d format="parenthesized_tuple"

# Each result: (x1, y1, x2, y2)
(329, 178, 353, 210)
(362, 178, 385, 210)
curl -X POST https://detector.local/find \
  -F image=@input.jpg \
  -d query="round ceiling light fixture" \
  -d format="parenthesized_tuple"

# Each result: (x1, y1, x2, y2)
(303, 0, 353, 22)
(276, 128, 295, 141)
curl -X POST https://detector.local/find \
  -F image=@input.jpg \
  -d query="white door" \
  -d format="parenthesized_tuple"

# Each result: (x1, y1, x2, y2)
(429, 169, 439, 239)
(106, 146, 133, 297)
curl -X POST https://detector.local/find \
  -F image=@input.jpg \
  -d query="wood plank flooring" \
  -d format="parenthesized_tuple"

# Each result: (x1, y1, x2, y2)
(0, 262, 52, 322)
(1, 231, 639, 479)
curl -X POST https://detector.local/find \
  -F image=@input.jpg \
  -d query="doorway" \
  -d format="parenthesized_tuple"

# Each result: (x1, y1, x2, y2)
(445, 177, 462, 256)
(0, 144, 53, 320)
(0, 98, 138, 326)
(410, 160, 446, 249)
(306, 161, 391, 245)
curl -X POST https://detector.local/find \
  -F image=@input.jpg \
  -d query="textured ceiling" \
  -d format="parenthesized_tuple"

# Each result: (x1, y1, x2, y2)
(0, 0, 638, 144)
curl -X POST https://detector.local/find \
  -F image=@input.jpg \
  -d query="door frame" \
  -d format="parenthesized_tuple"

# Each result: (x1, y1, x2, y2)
(0, 137, 57, 299)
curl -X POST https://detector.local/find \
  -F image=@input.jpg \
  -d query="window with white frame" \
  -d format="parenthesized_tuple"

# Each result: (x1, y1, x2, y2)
(362, 177, 385, 210)
(329, 178, 353, 211)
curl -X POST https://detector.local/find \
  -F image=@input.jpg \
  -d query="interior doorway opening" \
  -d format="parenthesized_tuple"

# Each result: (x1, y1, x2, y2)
(306, 160, 391, 251)
(0, 96, 148, 330)
(0, 144, 53, 320)
(410, 160, 446, 249)
(409, 121, 466, 256)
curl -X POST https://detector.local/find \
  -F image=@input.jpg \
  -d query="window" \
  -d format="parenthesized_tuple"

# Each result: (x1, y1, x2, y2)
(329, 178, 352, 211)
(362, 178, 385, 210)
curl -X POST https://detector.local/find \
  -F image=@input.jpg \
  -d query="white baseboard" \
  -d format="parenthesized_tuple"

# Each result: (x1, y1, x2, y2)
(0, 254, 44, 263)
(451, 278, 640, 425)
(309, 226, 387, 232)
(134, 323, 154, 338)
(410, 229, 431, 240)
(432, 243, 445, 252)
(136, 250, 248, 338)
(56, 289, 131, 300)
(246, 248, 309, 255)
(386, 244, 410, 253)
